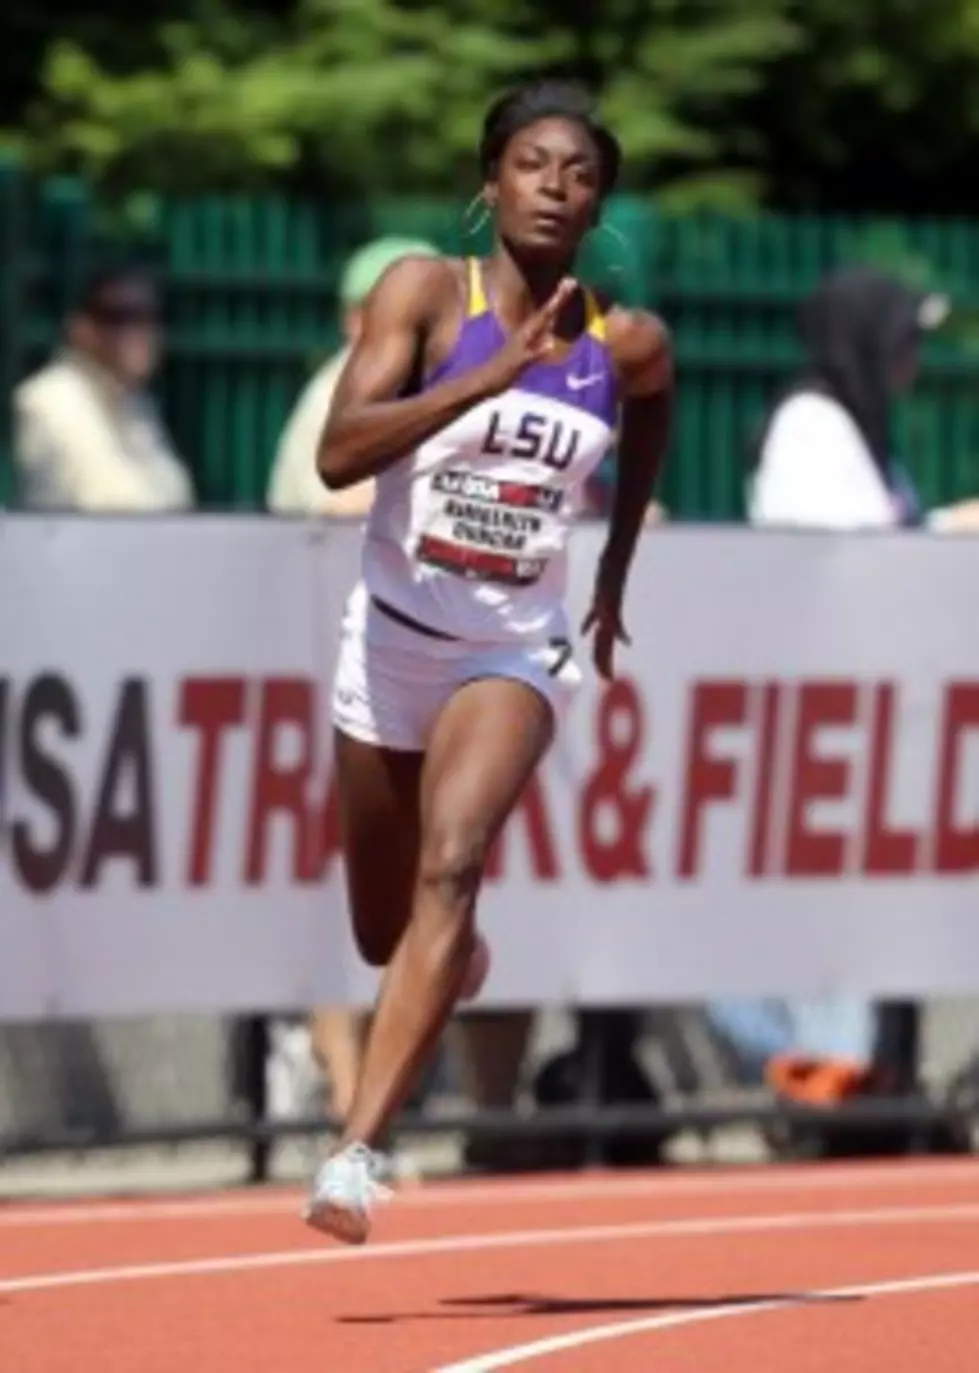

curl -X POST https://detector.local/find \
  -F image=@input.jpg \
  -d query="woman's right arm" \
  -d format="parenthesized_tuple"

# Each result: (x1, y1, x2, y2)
(317, 257, 501, 491)
(317, 259, 578, 491)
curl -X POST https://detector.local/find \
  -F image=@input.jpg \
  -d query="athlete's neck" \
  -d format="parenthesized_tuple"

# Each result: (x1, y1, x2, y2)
(484, 244, 576, 328)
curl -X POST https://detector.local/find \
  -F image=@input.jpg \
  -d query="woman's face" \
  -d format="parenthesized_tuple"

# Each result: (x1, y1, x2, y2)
(488, 116, 602, 260)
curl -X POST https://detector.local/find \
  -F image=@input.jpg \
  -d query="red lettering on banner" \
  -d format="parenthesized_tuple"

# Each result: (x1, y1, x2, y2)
(862, 683, 919, 875)
(677, 680, 746, 879)
(5, 666, 975, 895)
(180, 677, 246, 886)
(933, 682, 979, 872)
(245, 679, 314, 884)
(783, 681, 857, 877)
(9, 674, 80, 894)
(79, 679, 157, 888)
(747, 680, 780, 877)
(485, 773, 559, 881)
(579, 678, 653, 882)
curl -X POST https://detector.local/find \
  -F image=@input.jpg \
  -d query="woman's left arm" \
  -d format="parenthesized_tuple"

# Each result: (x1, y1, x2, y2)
(582, 309, 674, 679)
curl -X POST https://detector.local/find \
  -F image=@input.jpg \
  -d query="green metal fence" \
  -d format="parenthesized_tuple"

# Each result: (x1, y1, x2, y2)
(4, 159, 979, 517)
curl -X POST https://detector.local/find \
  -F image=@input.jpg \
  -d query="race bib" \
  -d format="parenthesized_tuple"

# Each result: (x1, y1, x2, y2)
(416, 469, 564, 586)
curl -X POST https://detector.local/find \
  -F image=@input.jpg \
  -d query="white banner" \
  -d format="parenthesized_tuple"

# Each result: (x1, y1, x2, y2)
(2, 516, 978, 1019)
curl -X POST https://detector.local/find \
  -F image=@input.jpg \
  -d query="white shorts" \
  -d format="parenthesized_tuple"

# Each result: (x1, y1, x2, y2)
(332, 582, 582, 752)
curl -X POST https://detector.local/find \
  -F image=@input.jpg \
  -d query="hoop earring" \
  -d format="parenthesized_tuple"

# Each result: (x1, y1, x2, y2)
(462, 193, 491, 238)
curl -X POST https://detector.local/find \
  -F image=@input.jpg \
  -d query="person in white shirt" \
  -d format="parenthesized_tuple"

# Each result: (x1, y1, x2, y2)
(749, 265, 979, 533)
(744, 265, 979, 1140)
(14, 265, 193, 512)
(266, 236, 439, 518)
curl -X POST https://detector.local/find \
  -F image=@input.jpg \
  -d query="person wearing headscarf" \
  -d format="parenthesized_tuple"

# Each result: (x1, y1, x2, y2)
(737, 265, 979, 1145)
(748, 264, 979, 531)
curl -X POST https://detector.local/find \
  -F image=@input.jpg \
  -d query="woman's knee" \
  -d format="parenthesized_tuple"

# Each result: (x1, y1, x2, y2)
(418, 819, 489, 915)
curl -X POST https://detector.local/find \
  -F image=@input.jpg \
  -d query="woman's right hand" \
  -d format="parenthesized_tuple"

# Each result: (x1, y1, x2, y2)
(478, 277, 579, 394)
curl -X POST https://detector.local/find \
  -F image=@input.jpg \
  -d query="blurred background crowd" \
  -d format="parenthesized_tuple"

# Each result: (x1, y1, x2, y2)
(4, 0, 979, 1183)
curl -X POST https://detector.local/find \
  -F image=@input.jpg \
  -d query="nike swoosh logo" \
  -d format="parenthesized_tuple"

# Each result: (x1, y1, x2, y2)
(567, 372, 604, 391)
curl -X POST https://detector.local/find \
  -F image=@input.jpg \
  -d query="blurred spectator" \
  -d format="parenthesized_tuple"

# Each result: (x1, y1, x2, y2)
(748, 265, 979, 533)
(8, 261, 193, 1153)
(14, 265, 193, 511)
(266, 236, 438, 518)
(741, 265, 978, 1147)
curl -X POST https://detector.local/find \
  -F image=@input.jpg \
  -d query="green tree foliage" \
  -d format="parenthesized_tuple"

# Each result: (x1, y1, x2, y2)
(6, 0, 979, 211)
(739, 0, 979, 212)
(4, 0, 797, 203)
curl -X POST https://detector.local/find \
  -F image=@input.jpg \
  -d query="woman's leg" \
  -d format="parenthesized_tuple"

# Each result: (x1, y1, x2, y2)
(336, 677, 554, 1153)
(334, 731, 424, 967)
(306, 734, 423, 1122)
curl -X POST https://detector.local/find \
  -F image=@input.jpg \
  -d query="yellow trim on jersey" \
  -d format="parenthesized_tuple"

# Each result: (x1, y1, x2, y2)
(583, 288, 606, 342)
(468, 257, 606, 341)
(467, 257, 489, 316)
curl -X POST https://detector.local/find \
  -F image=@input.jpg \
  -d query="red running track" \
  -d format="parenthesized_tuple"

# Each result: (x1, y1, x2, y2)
(2, 1158, 978, 1371)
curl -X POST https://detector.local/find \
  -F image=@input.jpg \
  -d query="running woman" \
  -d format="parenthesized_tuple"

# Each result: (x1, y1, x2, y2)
(305, 80, 674, 1243)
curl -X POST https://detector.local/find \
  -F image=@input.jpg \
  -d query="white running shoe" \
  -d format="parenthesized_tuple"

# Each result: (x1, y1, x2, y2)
(302, 1141, 392, 1245)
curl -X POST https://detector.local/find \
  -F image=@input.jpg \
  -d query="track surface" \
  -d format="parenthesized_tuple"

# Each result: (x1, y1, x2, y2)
(2, 1159, 978, 1371)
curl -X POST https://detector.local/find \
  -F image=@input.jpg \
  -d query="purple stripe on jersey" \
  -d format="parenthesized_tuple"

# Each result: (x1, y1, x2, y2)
(426, 309, 617, 428)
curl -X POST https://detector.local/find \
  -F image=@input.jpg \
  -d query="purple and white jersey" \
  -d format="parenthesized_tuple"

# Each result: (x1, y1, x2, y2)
(362, 258, 618, 643)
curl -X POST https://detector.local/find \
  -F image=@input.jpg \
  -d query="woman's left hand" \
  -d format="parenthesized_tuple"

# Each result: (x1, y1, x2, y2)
(581, 573, 631, 681)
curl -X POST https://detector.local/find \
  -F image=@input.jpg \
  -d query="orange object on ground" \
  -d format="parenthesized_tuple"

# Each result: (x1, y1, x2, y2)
(766, 1053, 876, 1104)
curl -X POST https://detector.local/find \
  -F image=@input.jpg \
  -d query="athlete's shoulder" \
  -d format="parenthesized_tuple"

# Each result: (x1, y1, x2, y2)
(363, 254, 461, 326)
(601, 303, 672, 396)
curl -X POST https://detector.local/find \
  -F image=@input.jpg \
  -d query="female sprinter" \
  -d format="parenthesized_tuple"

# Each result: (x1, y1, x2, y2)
(305, 80, 673, 1243)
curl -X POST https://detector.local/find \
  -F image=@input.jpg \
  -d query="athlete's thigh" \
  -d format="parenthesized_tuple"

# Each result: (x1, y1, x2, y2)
(419, 678, 554, 866)
(333, 729, 423, 965)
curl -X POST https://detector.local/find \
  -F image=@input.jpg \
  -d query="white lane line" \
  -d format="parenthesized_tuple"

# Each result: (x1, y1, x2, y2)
(436, 1267, 979, 1371)
(2, 1157, 978, 1228)
(2, 1201, 978, 1296)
